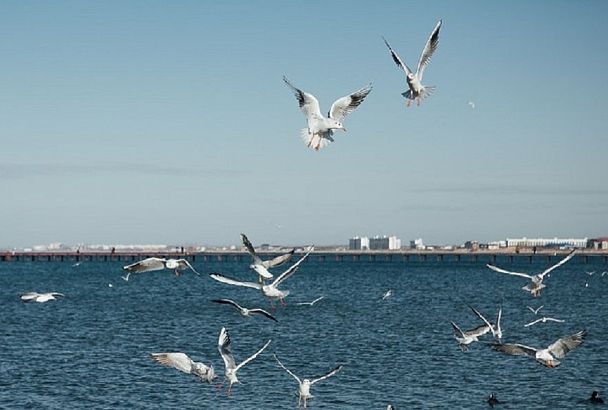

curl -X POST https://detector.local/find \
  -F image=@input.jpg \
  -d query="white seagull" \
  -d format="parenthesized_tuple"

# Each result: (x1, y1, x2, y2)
(210, 247, 314, 307)
(493, 330, 586, 367)
(283, 76, 372, 151)
(217, 327, 271, 394)
(527, 305, 544, 315)
(240, 233, 294, 281)
(20, 292, 64, 303)
(273, 354, 343, 409)
(524, 317, 565, 327)
(123, 257, 201, 276)
(382, 20, 442, 106)
(121, 272, 131, 282)
(382, 290, 393, 300)
(486, 250, 576, 297)
(450, 321, 490, 352)
(296, 296, 325, 306)
(212, 299, 278, 322)
(469, 305, 503, 342)
(150, 352, 216, 383)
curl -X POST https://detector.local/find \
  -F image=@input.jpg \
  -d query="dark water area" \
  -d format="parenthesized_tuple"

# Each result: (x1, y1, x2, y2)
(1, 257, 607, 409)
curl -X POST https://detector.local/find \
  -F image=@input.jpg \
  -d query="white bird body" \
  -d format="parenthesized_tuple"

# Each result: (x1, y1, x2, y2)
(210, 247, 314, 306)
(123, 257, 201, 276)
(487, 250, 576, 297)
(217, 327, 271, 394)
(493, 330, 586, 367)
(383, 20, 442, 106)
(150, 352, 216, 383)
(240, 233, 295, 281)
(284, 76, 372, 151)
(524, 316, 565, 327)
(450, 321, 490, 351)
(274, 354, 342, 408)
(20, 292, 64, 303)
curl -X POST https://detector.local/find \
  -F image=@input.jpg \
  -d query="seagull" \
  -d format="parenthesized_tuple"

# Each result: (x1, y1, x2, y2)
(240, 233, 294, 281)
(283, 76, 372, 151)
(524, 317, 565, 327)
(212, 299, 278, 322)
(20, 292, 64, 303)
(296, 296, 325, 306)
(273, 354, 342, 409)
(602, 271, 607, 277)
(150, 352, 216, 383)
(469, 305, 503, 342)
(486, 250, 576, 297)
(382, 20, 442, 107)
(527, 305, 544, 315)
(492, 330, 586, 367)
(217, 327, 271, 395)
(121, 272, 131, 282)
(450, 321, 490, 352)
(210, 247, 314, 307)
(468, 101, 476, 109)
(586, 271, 596, 276)
(123, 257, 201, 276)
(382, 290, 393, 300)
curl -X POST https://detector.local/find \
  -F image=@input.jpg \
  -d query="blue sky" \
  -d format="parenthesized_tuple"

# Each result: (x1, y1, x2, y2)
(1, 1, 607, 248)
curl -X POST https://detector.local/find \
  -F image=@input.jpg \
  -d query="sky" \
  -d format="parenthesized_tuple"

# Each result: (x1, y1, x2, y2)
(1, 1, 607, 248)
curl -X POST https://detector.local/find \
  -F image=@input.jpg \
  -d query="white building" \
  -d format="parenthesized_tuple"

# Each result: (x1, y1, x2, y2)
(506, 237, 588, 248)
(410, 238, 425, 250)
(369, 235, 401, 250)
(349, 236, 370, 250)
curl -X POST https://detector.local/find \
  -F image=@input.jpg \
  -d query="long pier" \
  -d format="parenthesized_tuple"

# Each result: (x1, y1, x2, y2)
(2, 249, 607, 264)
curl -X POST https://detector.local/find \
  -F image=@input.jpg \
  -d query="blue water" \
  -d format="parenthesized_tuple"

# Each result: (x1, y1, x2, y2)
(1, 256, 607, 409)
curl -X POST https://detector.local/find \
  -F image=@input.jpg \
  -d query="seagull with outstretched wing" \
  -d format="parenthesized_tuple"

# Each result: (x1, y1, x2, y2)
(150, 352, 216, 383)
(450, 321, 490, 352)
(382, 20, 442, 106)
(469, 305, 503, 342)
(274, 354, 343, 409)
(524, 316, 565, 327)
(284, 76, 372, 151)
(20, 292, 64, 303)
(212, 298, 278, 322)
(240, 233, 294, 281)
(123, 257, 201, 277)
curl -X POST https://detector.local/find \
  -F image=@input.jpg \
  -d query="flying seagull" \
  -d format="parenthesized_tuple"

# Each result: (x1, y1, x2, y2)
(121, 272, 131, 282)
(450, 321, 490, 352)
(296, 296, 325, 306)
(150, 352, 216, 383)
(527, 305, 544, 315)
(469, 305, 503, 342)
(382, 20, 442, 106)
(212, 299, 278, 322)
(123, 257, 201, 276)
(210, 247, 314, 307)
(382, 290, 393, 300)
(283, 76, 372, 151)
(273, 354, 342, 409)
(20, 292, 64, 303)
(524, 317, 565, 327)
(240, 233, 294, 281)
(217, 327, 271, 395)
(493, 330, 586, 367)
(486, 250, 576, 297)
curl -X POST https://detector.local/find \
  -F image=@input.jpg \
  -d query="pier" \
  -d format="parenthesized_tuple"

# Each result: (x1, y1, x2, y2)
(1, 249, 607, 264)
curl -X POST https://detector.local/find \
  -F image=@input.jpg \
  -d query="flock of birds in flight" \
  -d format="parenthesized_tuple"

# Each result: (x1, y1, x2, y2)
(17, 18, 607, 407)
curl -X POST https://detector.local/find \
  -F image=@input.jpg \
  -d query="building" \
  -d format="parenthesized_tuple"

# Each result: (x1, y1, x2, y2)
(589, 237, 608, 250)
(369, 235, 401, 250)
(349, 236, 370, 250)
(410, 238, 425, 250)
(506, 237, 588, 249)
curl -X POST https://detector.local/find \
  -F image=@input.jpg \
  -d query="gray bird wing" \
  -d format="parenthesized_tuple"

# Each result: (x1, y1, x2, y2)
(262, 249, 295, 269)
(123, 257, 166, 273)
(234, 339, 271, 372)
(283, 76, 323, 121)
(539, 250, 576, 280)
(218, 327, 237, 371)
(272, 246, 314, 287)
(176, 259, 201, 275)
(273, 354, 301, 384)
(249, 308, 278, 322)
(382, 36, 413, 76)
(311, 365, 343, 385)
(486, 264, 532, 279)
(241, 233, 263, 265)
(416, 19, 442, 80)
(493, 343, 537, 357)
(150, 352, 193, 374)
(209, 273, 262, 290)
(329, 84, 372, 122)
(547, 330, 586, 359)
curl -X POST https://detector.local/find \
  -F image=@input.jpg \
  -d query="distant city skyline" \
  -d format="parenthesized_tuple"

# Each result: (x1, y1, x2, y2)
(1, 2, 607, 248)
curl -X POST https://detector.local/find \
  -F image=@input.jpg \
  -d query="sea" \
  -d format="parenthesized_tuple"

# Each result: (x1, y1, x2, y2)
(1, 255, 607, 409)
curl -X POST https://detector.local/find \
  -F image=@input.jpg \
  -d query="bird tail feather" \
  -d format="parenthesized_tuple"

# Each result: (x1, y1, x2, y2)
(300, 129, 333, 151)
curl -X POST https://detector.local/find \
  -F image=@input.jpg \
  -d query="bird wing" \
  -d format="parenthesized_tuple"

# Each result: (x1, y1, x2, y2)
(176, 259, 201, 275)
(493, 343, 537, 357)
(547, 330, 586, 358)
(150, 352, 193, 374)
(20, 292, 40, 301)
(262, 249, 295, 269)
(123, 257, 166, 273)
(524, 318, 543, 327)
(538, 250, 576, 279)
(218, 327, 237, 371)
(328, 84, 372, 122)
(416, 19, 442, 80)
(465, 323, 491, 338)
(496, 308, 502, 334)
(50, 292, 65, 297)
(450, 321, 465, 338)
(209, 273, 262, 290)
(311, 364, 343, 385)
(272, 246, 314, 287)
(212, 298, 243, 311)
(283, 76, 323, 121)
(240, 233, 263, 265)
(249, 308, 278, 322)
(546, 317, 565, 323)
(311, 296, 325, 305)
(486, 264, 532, 279)
(469, 305, 494, 332)
(234, 339, 271, 372)
(273, 354, 301, 384)
(382, 36, 412, 76)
